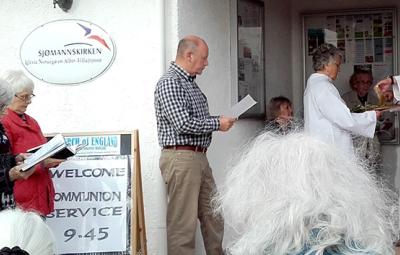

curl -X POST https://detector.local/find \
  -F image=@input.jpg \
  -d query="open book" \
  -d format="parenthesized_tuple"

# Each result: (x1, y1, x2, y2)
(21, 134, 86, 171)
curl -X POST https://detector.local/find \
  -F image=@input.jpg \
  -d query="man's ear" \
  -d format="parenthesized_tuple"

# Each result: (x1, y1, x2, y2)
(185, 51, 193, 62)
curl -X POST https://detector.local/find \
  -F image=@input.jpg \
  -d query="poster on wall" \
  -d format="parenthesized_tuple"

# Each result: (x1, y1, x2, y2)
(303, 8, 396, 94)
(237, 0, 265, 118)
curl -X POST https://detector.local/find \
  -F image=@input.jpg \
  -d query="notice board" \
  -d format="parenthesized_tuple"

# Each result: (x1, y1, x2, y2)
(302, 8, 398, 95)
(237, 0, 265, 118)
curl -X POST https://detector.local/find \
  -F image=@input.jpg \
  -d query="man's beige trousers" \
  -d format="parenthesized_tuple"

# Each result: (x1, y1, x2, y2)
(160, 149, 224, 255)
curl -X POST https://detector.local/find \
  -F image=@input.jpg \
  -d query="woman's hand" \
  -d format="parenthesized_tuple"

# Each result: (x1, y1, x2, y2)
(14, 153, 31, 165)
(8, 165, 35, 181)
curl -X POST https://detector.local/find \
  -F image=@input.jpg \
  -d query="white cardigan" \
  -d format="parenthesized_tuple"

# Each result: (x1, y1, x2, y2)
(393, 75, 400, 100)
(304, 73, 376, 156)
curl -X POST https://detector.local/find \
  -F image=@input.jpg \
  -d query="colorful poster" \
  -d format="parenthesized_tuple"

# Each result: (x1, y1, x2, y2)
(304, 9, 395, 94)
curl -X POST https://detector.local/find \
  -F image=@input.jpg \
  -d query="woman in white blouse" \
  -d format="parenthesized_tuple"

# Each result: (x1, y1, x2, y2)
(304, 43, 380, 157)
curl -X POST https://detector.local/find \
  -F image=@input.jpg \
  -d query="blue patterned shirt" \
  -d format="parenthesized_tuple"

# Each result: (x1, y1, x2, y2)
(154, 62, 220, 148)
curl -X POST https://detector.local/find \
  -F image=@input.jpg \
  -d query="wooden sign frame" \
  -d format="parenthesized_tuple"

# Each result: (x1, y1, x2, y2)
(132, 130, 147, 255)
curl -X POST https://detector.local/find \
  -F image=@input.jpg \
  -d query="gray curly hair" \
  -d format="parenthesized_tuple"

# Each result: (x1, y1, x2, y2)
(312, 43, 343, 71)
(0, 70, 34, 95)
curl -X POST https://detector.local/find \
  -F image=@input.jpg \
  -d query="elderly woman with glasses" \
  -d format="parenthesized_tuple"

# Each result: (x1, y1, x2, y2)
(304, 43, 380, 158)
(0, 70, 63, 217)
(341, 70, 381, 172)
(0, 78, 37, 211)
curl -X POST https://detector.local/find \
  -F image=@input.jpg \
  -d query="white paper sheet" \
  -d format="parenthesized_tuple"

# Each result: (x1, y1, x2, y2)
(226, 94, 257, 118)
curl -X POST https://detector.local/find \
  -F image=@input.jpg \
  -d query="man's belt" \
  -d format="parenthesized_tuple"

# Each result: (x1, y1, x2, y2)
(163, 145, 207, 153)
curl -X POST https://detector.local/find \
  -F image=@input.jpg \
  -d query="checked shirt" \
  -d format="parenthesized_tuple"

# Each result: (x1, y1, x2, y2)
(154, 62, 220, 148)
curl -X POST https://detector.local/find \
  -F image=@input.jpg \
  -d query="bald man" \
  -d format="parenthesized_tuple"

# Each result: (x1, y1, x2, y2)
(154, 35, 235, 254)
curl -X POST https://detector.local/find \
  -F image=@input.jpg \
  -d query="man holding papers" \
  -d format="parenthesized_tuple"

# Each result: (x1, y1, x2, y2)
(154, 35, 235, 255)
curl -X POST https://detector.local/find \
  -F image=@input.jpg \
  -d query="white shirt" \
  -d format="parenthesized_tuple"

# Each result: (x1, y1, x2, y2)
(304, 73, 377, 156)
(393, 75, 400, 101)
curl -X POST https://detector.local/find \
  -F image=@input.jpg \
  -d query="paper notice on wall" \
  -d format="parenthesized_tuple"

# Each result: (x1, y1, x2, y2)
(47, 156, 130, 254)
(226, 94, 257, 118)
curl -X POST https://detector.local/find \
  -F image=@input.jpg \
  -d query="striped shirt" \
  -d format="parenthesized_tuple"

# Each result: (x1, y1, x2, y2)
(154, 62, 220, 148)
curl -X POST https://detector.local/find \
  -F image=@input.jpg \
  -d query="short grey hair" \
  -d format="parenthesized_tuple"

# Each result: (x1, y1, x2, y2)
(0, 70, 34, 94)
(176, 35, 206, 58)
(312, 43, 342, 71)
(0, 78, 14, 110)
(177, 38, 197, 57)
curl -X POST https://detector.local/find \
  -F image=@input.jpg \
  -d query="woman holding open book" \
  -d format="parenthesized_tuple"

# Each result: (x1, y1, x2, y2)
(0, 70, 63, 217)
(0, 77, 37, 211)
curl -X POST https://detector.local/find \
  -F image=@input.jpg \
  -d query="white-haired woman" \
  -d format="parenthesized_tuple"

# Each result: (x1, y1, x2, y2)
(0, 70, 62, 217)
(304, 43, 380, 157)
(215, 131, 397, 255)
(0, 208, 56, 255)
(0, 78, 36, 211)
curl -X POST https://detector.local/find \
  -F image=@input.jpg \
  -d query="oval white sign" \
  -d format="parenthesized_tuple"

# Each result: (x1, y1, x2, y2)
(20, 19, 116, 84)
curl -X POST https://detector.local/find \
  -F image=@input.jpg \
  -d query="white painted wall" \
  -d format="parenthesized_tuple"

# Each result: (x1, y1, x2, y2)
(265, 0, 293, 107)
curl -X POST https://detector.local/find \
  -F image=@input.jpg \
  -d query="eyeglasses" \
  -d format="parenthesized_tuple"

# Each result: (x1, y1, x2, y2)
(15, 94, 35, 101)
